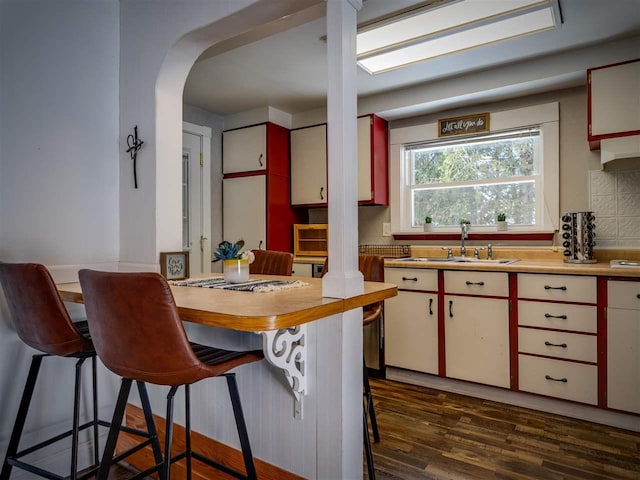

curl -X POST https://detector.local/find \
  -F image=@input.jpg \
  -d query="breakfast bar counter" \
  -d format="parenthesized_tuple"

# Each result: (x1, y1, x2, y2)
(57, 275, 397, 331)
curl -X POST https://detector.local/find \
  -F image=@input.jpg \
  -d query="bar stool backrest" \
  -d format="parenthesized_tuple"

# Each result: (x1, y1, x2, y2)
(0, 262, 92, 356)
(320, 255, 385, 325)
(249, 249, 294, 276)
(79, 269, 213, 386)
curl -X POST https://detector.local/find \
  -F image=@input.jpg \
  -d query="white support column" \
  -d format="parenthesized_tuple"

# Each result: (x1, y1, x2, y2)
(318, 1, 364, 479)
(322, 0, 364, 300)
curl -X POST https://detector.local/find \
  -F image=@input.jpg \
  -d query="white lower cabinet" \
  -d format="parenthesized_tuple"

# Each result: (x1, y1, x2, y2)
(385, 291, 438, 374)
(444, 295, 510, 388)
(607, 280, 640, 414)
(291, 262, 312, 277)
(519, 355, 598, 405)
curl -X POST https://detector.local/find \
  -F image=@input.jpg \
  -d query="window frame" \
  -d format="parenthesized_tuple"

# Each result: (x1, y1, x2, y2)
(389, 102, 559, 235)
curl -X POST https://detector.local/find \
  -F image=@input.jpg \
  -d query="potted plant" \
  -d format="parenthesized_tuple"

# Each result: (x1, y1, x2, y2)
(213, 239, 255, 283)
(423, 216, 433, 232)
(497, 213, 507, 231)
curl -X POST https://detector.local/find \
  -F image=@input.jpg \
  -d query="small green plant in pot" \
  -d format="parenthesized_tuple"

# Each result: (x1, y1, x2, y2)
(423, 216, 433, 232)
(497, 212, 507, 231)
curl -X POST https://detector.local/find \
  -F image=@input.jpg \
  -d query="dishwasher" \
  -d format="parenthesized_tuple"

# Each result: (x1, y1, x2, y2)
(359, 244, 411, 375)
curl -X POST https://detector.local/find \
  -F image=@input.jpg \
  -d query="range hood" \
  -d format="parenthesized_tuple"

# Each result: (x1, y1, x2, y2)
(601, 135, 640, 165)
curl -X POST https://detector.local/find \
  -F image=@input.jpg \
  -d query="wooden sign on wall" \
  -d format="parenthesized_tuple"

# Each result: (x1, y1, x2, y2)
(438, 113, 490, 137)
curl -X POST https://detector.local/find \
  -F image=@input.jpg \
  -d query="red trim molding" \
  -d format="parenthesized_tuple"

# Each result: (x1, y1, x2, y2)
(393, 232, 555, 242)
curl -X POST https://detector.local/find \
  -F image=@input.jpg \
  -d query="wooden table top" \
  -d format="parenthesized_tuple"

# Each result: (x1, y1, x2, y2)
(58, 275, 397, 332)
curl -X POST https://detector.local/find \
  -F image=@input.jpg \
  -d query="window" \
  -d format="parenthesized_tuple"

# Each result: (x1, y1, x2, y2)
(389, 103, 559, 234)
(406, 129, 541, 228)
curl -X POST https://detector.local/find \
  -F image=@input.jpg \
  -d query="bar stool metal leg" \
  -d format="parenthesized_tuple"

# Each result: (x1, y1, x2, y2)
(363, 357, 380, 443)
(226, 374, 257, 480)
(0, 354, 46, 480)
(98, 379, 133, 480)
(363, 406, 376, 480)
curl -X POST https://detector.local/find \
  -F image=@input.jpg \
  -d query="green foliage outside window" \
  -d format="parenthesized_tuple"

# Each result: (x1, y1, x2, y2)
(408, 130, 539, 228)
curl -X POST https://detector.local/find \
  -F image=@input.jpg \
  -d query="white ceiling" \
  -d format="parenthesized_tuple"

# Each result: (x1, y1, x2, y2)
(183, 0, 640, 120)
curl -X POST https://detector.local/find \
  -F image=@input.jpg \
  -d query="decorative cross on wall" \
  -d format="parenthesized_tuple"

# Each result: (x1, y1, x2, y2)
(126, 125, 144, 188)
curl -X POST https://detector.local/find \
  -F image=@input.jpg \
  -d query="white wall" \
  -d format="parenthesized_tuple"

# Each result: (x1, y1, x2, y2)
(0, 0, 120, 274)
(0, 0, 121, 473)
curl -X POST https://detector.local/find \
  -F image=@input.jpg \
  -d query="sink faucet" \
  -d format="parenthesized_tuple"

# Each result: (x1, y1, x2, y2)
(460, 223, 469, 257)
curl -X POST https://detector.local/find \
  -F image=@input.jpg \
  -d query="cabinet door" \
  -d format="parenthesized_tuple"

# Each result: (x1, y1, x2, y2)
(357, 116, 372, 202)
(291, 125, 327, 205)
(222, 175, 266, 251)
(607, 280, 640, 413)
(445, 295, 510, 388)
(292, 262, 312, 277)
(223, 124, 267, 174)
(385, 291, 438, 374)
(589, 60, 640, 139)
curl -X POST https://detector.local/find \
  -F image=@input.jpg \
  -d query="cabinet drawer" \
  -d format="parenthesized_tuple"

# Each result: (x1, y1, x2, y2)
(444, 270, 508, 297)
(385, 268, 438, 291)
(608, 280, 640, 310)
(519, 355, 597, 405)
(518, 274, 596, 303)
(517, 300, 597, 333)
(518, 328, 597, 363)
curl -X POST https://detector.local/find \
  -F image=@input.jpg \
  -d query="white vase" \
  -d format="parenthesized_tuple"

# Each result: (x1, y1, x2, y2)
(497, 221, 507, 231)
(423, 223, 432, 232)
(223, 258, 250, 283)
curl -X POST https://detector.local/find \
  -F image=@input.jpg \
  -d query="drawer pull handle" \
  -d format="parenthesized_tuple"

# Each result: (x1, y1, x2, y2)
(429, 298, 433, 316)
(544, 313, 567, 319)
(544, 285, 567, 291)
(465, 281, 485, 286)
(320, 187, 325, 200)
(449, 300, 454, 318)
(544, 341, 567, 348)
(402, 277, 418, 282)
(258, 153, 264, 167)
(545, 375, 568, 383)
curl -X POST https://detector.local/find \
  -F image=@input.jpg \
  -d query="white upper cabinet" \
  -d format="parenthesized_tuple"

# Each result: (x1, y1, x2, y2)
(588, 59, 640, 142)
(290, 124, 328, 206)
(223, 124, 267, 174)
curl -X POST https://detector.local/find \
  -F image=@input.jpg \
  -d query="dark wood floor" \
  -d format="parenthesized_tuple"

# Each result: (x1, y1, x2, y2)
(367, 378, 640, 480)
(106, 377, 640, 479)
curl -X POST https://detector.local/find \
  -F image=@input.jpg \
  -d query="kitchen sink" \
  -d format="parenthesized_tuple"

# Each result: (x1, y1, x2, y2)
(397, 257, 519, 265)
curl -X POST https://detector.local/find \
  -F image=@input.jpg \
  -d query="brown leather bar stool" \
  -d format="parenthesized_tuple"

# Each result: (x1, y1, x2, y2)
(0, 263, 163, 480)
(249, 250, 293, 276)
(79, 269, 264, 480)
(321, 255, 384, 480)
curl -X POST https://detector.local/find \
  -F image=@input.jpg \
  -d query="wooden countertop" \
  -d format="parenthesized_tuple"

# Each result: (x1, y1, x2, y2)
(58, 275, 397, 332)
(384, 258, 640, 277)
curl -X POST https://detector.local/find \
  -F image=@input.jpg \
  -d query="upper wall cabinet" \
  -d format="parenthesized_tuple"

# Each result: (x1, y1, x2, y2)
(588, 59, 640, 150)
(223, 124, 267, 174)
(358, 114, 389, 205)
(290, 114, 389, 207)
(291, 124, 328, 206)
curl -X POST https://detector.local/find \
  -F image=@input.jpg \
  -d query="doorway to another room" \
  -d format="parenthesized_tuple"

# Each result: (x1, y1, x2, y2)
(182, 122, 211, 274)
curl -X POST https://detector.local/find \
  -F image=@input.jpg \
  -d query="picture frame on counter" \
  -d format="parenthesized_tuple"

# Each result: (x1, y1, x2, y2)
(159, 251, 190, 280)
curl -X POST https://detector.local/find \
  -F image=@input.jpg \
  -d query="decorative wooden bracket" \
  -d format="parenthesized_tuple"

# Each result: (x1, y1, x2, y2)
(259, 325, 307, 418)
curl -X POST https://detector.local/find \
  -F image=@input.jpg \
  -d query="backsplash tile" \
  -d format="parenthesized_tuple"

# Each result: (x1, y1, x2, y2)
(589, 169, 640, 247)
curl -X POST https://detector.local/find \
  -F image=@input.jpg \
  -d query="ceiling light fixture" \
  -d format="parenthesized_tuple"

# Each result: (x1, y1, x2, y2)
(357, 0, 558, 75)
